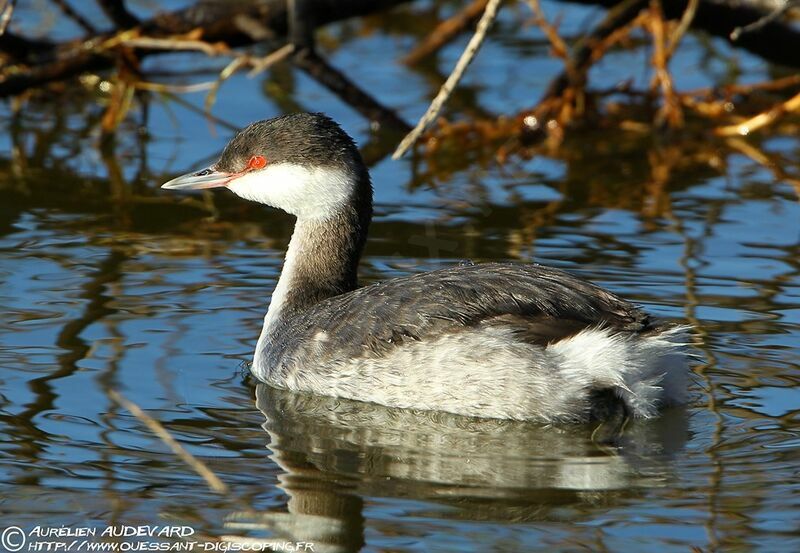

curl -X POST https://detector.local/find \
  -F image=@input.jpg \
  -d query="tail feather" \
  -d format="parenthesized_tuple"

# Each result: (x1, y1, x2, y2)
(548, 325, 691, 419)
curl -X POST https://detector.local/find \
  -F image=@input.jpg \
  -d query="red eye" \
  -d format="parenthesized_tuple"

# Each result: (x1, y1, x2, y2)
(247, 155, 267, 170)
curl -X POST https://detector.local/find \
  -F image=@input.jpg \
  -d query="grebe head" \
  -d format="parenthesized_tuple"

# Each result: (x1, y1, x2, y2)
(161, 112, 367, 219)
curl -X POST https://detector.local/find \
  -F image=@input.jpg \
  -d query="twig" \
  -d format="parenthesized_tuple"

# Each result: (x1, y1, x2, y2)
(725, 137, 800, 198)
(204, 44, 295, 115)
(402, 0, 489, 65)
(108, 36, 229, 56)
(648, 0, 683, 127)
(537, 0, 647, 105)
(0, 0, 15, 37)
(724, 74, 800, 95)
(205, 57, 250, 115)
(164, 91, 240, 131)
(685, 74, 800, 98)
(247, 43, 295, 76)
(666, 0, 699, 58)
(97, 0, 139, 29)
(714, 90, 800, 136)
(232, 13, 272, 42)
(108, 389, 230, 495)
(527, 0, 570, 61)
(392, 0, 503, 159)
(0, 0, 416, 99)
(288, 0, 315, 51)
(294, 48, 411, 132)
(283, 0, 409, 132)
(134, 80, 217, 93)
(101, 77, 135, 132)
(527, 0, 580, 124)
(51, 0, 97, 35)
(730, 0, 798, 41)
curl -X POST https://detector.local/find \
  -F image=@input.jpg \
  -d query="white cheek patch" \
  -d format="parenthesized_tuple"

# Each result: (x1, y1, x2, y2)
(227, 163, 354, 219)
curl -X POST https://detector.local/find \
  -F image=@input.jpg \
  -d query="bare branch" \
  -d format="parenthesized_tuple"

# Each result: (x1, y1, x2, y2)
(725, 137, 800, 197)
(527, 0, 571, 61)
(392, 0, 503, 159)
(560, 0, 800, 69)
(134, 80, 217, 93)
(537, 0, 647, 105)
(294, 48, 411, 132)
(0, 0, 16, 37)
(204, 44, 295, 114)
(248, 43, 295, 76)
(51, 0, 97, 35)
(107, 36, 230, 56)
(730, 0, 798, 40)
(0, 0, 413, 97)
(715, 90, 800, 136)
(97, 0, 139, 29)
(402, 0, 490, 65)
(648, 0, 683, 127)
(666, 0, 699, 57)
(108, 390, 230, 495)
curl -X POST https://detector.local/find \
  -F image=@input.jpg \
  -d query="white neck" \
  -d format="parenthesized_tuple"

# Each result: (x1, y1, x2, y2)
(249, 169, 372, 364)
(254, 212, 365, 364)
(264, 217, 317, 330)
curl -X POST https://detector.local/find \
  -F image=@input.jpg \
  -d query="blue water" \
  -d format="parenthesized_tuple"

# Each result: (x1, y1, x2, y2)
(1, 1, 800, 551)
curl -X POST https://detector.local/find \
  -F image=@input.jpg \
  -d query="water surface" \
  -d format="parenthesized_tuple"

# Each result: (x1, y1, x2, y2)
(1, 1, 800, 551)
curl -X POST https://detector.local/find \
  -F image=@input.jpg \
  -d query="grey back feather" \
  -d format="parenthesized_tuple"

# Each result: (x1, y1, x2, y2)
(266, 262, 652, 368)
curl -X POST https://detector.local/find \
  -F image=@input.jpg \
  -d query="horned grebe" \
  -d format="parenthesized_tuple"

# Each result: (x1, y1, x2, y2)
(162, 112, 689, 423)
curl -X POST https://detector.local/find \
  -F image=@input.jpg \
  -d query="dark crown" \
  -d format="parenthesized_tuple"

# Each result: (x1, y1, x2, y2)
(217, 112, 362, 173)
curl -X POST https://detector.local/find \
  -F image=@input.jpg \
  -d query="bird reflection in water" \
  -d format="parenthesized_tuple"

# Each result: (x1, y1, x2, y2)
(222, 384, 688, 553)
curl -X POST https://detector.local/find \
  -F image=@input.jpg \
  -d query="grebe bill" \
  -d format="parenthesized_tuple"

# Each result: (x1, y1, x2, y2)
(162, 112, 690, 423)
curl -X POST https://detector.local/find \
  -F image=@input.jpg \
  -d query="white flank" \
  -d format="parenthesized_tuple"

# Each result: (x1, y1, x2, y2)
(253, 322, 691, 422)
